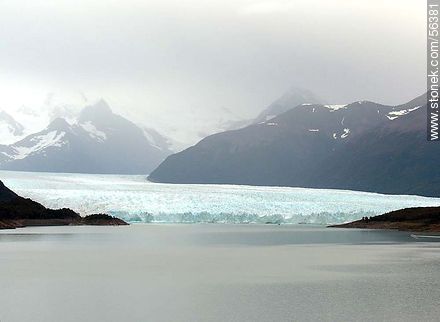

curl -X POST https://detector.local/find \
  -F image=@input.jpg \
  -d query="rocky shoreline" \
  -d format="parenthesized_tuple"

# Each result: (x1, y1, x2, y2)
(0, 215, 128, 230)
(0, 180, 128, 229)
(330, 207, 440, 233)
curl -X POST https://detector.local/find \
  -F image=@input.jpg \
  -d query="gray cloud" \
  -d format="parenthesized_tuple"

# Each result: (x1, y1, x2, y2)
(0, 0, 426, 144)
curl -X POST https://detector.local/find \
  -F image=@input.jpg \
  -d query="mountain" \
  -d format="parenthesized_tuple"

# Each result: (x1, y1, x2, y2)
(0, 180, 127, 229)
(0, 100, 172, 174)
(149, 93, 440, 197)
(0, 180, 18, 202)
(254, 87, 323, 123)
(0, 111, 25, 144)
(213, 88, 324, 134)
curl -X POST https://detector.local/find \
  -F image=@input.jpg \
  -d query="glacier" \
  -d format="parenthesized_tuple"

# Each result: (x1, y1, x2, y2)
(1, 170, 439, 224)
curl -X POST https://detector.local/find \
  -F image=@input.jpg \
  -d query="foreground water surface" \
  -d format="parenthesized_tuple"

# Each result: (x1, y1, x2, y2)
(1, 170, 440, 224)
(0, 224, 439, 322)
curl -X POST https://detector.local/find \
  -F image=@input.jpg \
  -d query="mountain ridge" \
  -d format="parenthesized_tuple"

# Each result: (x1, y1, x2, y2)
(149, 93, 439, 197)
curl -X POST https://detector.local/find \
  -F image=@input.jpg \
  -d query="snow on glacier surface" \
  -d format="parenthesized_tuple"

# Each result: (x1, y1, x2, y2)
(1, 170, 439, 224)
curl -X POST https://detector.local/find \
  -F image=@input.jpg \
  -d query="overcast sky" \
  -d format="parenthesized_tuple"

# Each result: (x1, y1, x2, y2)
(0, 0, 426, 144)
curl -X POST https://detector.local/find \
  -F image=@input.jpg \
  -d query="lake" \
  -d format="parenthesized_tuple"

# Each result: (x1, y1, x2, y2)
(0, 224, 439, 322)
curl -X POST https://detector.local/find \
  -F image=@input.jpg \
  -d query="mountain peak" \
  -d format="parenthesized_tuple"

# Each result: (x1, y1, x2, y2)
(254, 87, 323, 123)
(0, 110, 18, 123)
(78, 99, 114, 123)
(94, 99, 112, 112)
(47, 117, 71, 131)
(280, 87, 323, 102)
(0, 110, 25, 136)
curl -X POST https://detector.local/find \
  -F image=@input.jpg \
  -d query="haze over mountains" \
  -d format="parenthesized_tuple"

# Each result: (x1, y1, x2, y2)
(254, 88, 323, 124)
(0, 88, 321, 175)
(1, 89, 437, 198)
(0, 100, 172, 174)
(0, 111, 25, 144)
(149, 92, 439, 197)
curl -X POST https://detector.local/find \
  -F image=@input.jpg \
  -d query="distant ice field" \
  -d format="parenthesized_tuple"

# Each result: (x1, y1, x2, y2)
(1, 170, 439, 224)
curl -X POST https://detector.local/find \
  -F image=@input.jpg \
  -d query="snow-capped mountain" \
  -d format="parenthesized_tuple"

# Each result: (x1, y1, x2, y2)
(0, 111, 25, 144)
(0, 100, 172, 174)
(149, 93, 440, 197)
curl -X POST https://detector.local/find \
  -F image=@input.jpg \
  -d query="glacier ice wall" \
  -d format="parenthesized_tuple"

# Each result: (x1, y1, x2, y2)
(1, 170, 439, 224)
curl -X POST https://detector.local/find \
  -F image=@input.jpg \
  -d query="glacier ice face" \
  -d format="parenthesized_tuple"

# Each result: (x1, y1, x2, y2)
(1, 170, 439, 224)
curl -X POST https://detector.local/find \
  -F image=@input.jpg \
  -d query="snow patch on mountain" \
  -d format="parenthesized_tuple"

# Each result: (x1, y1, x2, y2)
(341, 128, 350, 139)
(13, 131, 66, 160)
(264, 115, 277, 121)
(80, 121, 107, 141)
(142, 129, 163, 151)
(387, 106, 421, 121)
(324, 104, 347, 111)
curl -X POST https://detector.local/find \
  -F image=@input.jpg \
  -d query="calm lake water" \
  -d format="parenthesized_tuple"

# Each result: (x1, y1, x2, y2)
(0, 224, 439, 322)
